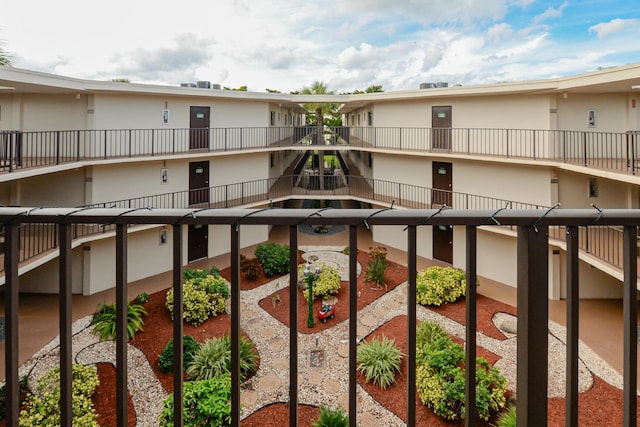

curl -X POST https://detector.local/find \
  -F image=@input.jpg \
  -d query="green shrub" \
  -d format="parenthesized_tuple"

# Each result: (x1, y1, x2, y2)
(158, 335, 201, 373)
(255, 242, 290, 277)
(301, 264, 341, 302)
(19, 364, 99, 427)
(186, 336, 258, 382)
(416, 266, 471, 306)
(159, 375, 231, 427)
(135, 292, 149, 304)
(90, 299, 147, 341)
(312, 406, 349, 427)
(416, 321, 449, 366)
(357, 335, 402, 390)
(496, 404, 517, 427)
(166, 274, 229, 326)
(415, 326, 507, 421)
(183, 266, 220, 281)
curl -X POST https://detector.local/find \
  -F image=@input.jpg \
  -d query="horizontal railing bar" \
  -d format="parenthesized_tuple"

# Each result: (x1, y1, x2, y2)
(2, 207, 640, 227)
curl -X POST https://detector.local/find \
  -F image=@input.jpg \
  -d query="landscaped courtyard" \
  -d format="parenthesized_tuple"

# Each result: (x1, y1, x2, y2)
(5, 244, 634, 426)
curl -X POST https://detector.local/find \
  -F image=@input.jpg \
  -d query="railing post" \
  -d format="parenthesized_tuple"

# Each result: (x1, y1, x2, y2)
(465, 226, 477, 427)
(172, 224, 184, 427)
(289, 225, 299, 426)
(115, 224, 129, 425)
(583, 132, 588, 166)
(59, 224, 73, 427)
(56, 131, 61, 165)
(128, 129, 132, 157)
(623, 226, 638, 427)
(4, 224, 19, 425)
(230, 224, 241, 427)
(566, 226, 579, 427)
(104, 130, 108, 159)
(76, 130, 81, 161)
(349, 225, 358, 427)
(406, 225, 417, 426)
(516, 225, 548, 426)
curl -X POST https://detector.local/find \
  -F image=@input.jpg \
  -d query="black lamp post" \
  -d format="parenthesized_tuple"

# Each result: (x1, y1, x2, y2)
(303, 262, 321, 328)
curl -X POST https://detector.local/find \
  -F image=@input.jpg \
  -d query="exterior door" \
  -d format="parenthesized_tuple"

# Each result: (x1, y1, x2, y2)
(432, 161, 452, 207)
(190, 106, 210, 150)
(432, 106, 452, 150)
(433, 224, 453, 264)
(189, 161, 210, 206)
(188, 224, 208, 262)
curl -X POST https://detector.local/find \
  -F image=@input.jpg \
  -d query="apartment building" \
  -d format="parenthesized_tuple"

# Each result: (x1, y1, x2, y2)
(0, 63, 639, 299)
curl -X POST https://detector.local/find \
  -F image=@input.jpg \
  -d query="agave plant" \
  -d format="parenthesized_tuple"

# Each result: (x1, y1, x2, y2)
(356, 334, 403, 389)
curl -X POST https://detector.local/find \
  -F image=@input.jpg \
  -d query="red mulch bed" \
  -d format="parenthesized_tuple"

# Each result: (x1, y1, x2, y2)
(92, 362, 136, 427)
(11, 248, 629, 426)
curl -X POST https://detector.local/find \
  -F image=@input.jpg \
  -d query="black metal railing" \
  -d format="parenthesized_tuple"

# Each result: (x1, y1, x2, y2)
(1, 127, 639, 176)
(1, 207, 638, 426)
(1, 175, 636, 281)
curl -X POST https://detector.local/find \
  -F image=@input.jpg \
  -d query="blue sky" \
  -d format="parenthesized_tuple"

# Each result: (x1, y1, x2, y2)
(1, 0, 639, 93)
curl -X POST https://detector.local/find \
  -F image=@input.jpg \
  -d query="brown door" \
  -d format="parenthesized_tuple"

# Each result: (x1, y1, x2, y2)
(189, 161, 209, 206)
(188, 224, 208, 261)
(432, 106, 452, 150)
(190, 106, 210, 149)
(433, 224, 453, 264)
(432, 161, 452, 206)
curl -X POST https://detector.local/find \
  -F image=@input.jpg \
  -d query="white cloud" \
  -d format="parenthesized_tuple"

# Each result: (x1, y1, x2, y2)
(589, 18, 640, 39)
(533, 1, 568, 24)
(487, 23, 513, 43)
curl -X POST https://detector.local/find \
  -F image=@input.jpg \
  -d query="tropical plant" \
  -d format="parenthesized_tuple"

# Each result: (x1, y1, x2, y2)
(240, 255, 262, 280)
(0, 41, 11, 66)
(158, 335, 201, 373)
(90, 299, 147, 341)
(159, 375, 231, 427)
(356, 335, 403, 389)
(364, 246, 388, 288)
(312, 406, 349, 427)
(19, 364, 99, 427)
(135, 292, 149, 304)
(255, 242, 290, 277)
(183, 266, 220, 281)
(186, 335, 258, 382)
(416, 266, 472, 306)
(0, 375, 29, 420)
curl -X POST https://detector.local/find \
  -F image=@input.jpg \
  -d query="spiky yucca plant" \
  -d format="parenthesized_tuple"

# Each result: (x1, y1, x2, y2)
(356, 334, 402, 389)
(312, 406, 349, 427)
(186, 336, 257, 382)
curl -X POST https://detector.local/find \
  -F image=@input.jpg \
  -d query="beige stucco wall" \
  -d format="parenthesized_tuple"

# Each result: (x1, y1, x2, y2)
(17, 94, 88, 131)
(556, 93, 629, 132)
(209, 224, 268, 259)
(20, 246, 84, 293)
(0, 95, 16, 130)
(18, 169, 86, 207)
(92, 95, 269, 129)
(557, 170, 636, 208)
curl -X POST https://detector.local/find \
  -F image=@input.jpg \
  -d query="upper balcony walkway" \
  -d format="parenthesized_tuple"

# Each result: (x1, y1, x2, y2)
(1, 126, 640, 179)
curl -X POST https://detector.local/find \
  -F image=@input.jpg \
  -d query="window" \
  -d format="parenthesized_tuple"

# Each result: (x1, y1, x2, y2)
(368, 111, 373, 126)
(270, 111, 275, 126)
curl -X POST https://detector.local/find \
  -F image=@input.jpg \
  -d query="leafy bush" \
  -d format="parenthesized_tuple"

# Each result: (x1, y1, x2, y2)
(357, 335, 402, 389)
(90, 299, 147, 341)
(158, 335, 201, 373)
(301, 264, 341, 302)
(416, 321, 449, 366)
(19, 364, 99, 427)
(416, 266, 471, 306)
(312, 406, 349, 427)
(364, 246, 388, 287)
(496, 404, 516, 427)
(415, 323, 508, 421)
(166, 273, 229, 326)
(183, 266, 220, 281)
(186, 335, 258, 382)
(135, 292, 149, 304)
(159, 375, 231, 427)
(255, 242, 290, 277)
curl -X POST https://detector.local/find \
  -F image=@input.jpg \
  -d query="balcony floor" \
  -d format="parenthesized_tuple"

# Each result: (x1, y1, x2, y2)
(0, 219, 636, 385)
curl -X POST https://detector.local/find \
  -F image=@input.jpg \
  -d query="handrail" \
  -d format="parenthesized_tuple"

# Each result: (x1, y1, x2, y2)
(0, 126, 638, 175)
(3, 175, 635, 281)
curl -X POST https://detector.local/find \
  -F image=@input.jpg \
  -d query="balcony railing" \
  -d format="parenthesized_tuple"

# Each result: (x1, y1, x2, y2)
(1, 175, 635, 283)
(1, 127, 639, 176)
(1, 207, 638, 426)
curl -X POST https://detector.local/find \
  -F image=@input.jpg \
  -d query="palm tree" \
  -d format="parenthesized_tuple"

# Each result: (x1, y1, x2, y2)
(0, 40, 12, 66)
(300, 81, 338, 190)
